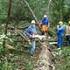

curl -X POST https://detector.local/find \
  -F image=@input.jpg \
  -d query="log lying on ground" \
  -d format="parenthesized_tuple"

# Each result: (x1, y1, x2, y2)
(33, 42, 55, 70)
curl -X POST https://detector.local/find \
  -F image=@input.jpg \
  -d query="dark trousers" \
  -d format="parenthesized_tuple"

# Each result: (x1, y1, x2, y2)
(66, 35, 70, 45)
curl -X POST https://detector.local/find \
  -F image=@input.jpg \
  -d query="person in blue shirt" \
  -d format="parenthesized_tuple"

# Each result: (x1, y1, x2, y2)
(57, 21, 65, 49)
(25, 20, 37, 55)
(39, 15, 49, 35)
(42, 15, 49, 25)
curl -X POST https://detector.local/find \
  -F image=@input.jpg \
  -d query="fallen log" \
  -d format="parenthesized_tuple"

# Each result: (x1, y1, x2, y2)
(33, 42, 55, 70)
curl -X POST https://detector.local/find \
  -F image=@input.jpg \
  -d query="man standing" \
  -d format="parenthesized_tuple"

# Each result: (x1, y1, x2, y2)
(65, 21, 70, 45)
(57, 21, 65, 49)
(39, 15, 49, 35)
(25, 20, 37, 55)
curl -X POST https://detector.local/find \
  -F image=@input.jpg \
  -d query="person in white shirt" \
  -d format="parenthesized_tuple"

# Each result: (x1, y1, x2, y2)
(65, 21, 70, 45)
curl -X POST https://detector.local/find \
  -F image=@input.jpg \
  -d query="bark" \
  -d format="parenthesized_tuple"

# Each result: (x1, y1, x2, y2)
(34, 42, 55, 70)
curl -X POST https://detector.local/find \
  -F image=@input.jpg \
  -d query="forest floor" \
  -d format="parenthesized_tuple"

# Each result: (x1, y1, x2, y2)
(0, 24, 70, 70)
(1, 44, 70, 70)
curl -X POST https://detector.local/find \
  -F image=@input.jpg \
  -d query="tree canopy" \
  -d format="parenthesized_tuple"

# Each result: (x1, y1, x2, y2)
(0, 0, 70, 24)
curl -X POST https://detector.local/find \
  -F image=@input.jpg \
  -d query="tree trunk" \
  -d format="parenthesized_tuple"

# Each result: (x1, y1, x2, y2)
(34, 42, 55, 70)
(3, 0, 12, 53)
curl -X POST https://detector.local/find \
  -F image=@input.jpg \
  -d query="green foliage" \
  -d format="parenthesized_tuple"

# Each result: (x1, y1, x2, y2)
(49, 0, 70, 25)
(24, 61, 33, 70)
(27, 0, 49, 19)
(0, 33, 13, 54)
(0, 0, 70, 24)
(0, 0, 8, 22)
(0, 0, 70, 70)
(54, 47, 70, 70)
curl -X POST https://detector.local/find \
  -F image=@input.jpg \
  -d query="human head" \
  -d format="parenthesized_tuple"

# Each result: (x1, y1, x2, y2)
(31, 20, 35, 24)
(59, 21, 63, 25)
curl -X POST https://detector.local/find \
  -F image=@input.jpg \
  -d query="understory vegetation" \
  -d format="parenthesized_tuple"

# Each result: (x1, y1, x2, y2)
(0, 0, 70, 70)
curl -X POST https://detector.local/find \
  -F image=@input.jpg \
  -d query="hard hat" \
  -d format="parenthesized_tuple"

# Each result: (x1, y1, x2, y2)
(31, 20, 35, 24)
(44, 15, 47, 18)
(68, 21, 70, 24)
(59, 21, 63, 25)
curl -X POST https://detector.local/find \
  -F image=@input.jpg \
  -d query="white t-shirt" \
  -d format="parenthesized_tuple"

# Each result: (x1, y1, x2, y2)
(65, 25, 70, 35)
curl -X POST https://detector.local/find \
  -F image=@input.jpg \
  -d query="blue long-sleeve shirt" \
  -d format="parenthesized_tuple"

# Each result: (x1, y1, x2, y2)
(57, 25, 65, 36)
(25, 24, 37, 37)
(42, 17, 49, 25)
